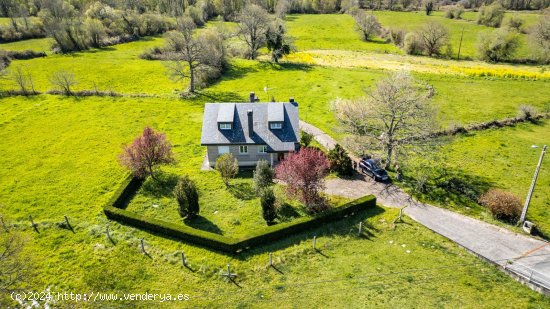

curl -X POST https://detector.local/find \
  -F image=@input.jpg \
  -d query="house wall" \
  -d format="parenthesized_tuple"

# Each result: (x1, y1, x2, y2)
(206, 145, 272, 167)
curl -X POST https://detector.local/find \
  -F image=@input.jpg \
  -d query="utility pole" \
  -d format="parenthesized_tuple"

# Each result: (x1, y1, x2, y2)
(519, 145, 547, 225)
(457, 27, 464, 61)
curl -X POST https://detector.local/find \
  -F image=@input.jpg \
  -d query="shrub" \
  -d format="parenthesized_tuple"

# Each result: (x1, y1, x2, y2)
(388, 28, 407, 47)
(479, 189, 522, 221)
(328, 144, 353, 177)
(300, 131, 314, 147)
(185, 6, 205, 26)
(445, 5, 464, 19)
(507, 14, 525, 32)
(517, 105, 538, 120)
(476, 29, 519, 62)
(253, 160, 274, 194)
(260, 187, 277, 224)
(215, 153, 239, 185)
(173, 175, 200, 219)
(477, 4, 505, 28)
(404, 32, 424, 55)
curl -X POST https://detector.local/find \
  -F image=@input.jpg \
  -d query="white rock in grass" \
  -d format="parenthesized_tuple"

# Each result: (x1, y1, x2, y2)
(406, 250, 411, 254)
(152, 204, 159, 208)
(401, 244, 406, 247)
(214, 210, 218, 214)
(389, 240, 394, 244)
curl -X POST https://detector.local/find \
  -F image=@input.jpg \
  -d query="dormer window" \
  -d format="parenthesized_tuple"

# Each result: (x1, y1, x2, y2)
(219, 123, 232, 130)
(270, 122, 283, 130)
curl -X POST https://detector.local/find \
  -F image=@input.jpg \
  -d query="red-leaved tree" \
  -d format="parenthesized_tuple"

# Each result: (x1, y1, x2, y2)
(119, 127, 175, 180)
(275, 148, 331, 213)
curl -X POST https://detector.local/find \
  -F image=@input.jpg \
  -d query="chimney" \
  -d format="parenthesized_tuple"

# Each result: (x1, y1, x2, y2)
(289, 97, 295, 103)
(249, 92, 255, 103)
(247, 109, 254, 138)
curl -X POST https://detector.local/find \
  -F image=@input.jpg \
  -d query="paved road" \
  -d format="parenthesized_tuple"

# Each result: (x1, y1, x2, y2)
(301, 120, 550, 294)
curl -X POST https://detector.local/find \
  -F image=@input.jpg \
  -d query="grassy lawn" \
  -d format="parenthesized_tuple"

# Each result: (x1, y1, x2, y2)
(0, 37, 52, 52)
(435, 120, 550, 235)
(126, 170, 350, 238)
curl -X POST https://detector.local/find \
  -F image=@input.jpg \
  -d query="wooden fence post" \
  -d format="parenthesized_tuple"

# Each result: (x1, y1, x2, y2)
(29, 215, 38, 233)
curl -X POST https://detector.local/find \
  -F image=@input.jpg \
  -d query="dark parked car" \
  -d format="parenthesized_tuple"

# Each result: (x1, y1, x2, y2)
(359, 159, 389, 182)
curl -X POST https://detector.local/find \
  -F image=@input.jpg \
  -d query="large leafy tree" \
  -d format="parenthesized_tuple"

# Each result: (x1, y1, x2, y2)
(275, 148, 331, 213)
(119, 127, 175, 180)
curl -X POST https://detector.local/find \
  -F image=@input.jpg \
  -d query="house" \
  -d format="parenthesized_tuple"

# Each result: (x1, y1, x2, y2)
(200, 96, 300, 167)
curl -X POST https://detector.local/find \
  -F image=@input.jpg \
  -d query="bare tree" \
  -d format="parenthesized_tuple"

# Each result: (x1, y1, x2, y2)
(352, 10, 381, 41)
(331, 72, 437, 168)
(237, 4, 271, 60)
(418, 22, 449, 56)
(12, 67, 35, 95)
(529, 12, 550, 64)
(50, 70, 76, 95)
(164, 17, 226, 93)
(0, 231, 31, 302)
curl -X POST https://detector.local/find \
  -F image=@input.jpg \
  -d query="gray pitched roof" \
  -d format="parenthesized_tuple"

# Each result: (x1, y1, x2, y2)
(201, 102, 299, 152)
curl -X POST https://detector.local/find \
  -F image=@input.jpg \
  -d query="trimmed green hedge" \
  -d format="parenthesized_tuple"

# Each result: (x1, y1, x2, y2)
(104, 175, 377, 253)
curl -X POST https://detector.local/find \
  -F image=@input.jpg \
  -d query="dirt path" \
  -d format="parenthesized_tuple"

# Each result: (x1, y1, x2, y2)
(301, 120, 550, 294)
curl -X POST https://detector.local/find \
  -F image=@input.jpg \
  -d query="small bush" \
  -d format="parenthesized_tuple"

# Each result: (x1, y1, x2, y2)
(445, 5, 464, 19)
(388, 28, 407, 47)
(404, 32, 424, 55)
(215, 153, 239, 185)
(507, 14, 525, 32)
(300, 131, 314, 147)
(260, 187, 277, 224)
(328, 144, 353, 176)
(477, 29, 519, 62)
(517, 105, 538, 120)
(479, 189, 522, 221)
(477, 4, 505, 28)
(253, 160, 273, 194)
(173, 175, 200, 219)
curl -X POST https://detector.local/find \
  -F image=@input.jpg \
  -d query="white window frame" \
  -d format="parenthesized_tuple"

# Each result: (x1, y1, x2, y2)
(258, 145, 268, 153)
(219, 123, 232, 130)
(218, 146, 229, 154)
(239, 145, 248, 154)
(270, 122, 283, 129)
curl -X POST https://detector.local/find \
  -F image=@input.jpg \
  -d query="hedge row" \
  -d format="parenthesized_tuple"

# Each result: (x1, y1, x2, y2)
(103, 175, 376, 253)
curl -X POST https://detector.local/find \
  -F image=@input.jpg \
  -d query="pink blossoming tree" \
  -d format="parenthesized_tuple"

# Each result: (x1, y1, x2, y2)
(275, 147, 331, 213)
(119, 127, 175, 180)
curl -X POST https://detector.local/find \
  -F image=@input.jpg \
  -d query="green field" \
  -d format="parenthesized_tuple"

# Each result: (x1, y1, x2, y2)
(435, 120, 550, 235)
(1, 11, 550, 307)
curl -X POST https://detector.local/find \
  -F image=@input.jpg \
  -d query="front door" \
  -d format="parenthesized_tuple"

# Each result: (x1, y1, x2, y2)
(277, 152, 285, 162)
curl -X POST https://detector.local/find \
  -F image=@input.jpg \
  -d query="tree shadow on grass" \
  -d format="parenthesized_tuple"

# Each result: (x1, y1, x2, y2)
(184, 216, 223, 235)
(277, 203, 303, 222)
(195, 90, 244, 103)
(141, 172, 179, 198)
(227, 182, 256, 201)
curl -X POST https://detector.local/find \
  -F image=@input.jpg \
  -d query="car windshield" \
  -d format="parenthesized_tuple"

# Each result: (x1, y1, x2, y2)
(375, 169, 386, 174)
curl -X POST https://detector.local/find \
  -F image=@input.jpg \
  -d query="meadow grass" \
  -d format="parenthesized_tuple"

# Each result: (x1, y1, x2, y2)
(0, 37, 52, 52)
(0, 13, 549, 306)
(433, 120, 550, 235)
(373, 11, 533, 60)
(285, 14, 402, 53)
(2, 94, 548, 307)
